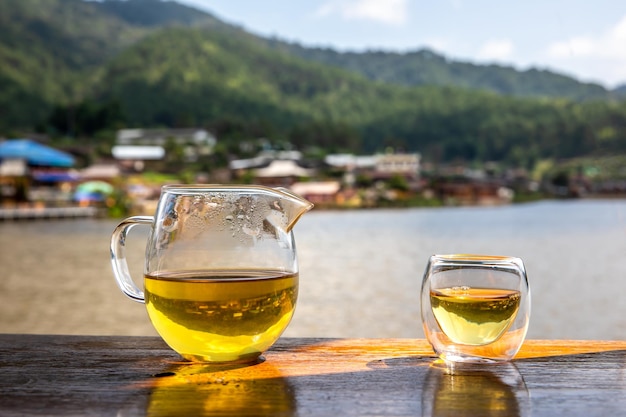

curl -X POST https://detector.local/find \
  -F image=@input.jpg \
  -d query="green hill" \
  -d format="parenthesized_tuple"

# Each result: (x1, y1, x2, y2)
(265, 43, 612, 101)
(93, 0, 615, 101)
(1, 0, 625, 166)
(0, 0, 145, 131)
(90, 0, 233, 29)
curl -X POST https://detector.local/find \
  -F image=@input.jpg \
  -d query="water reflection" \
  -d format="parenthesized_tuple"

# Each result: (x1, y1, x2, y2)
(121, 362, 296, 417)
(422, 361, 530, 417)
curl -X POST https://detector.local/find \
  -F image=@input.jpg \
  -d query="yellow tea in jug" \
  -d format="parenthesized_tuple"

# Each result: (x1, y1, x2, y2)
(144, 269, 298, 362)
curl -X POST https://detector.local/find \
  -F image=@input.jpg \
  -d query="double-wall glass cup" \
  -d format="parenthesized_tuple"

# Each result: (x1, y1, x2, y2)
(421, 254, 530, 363)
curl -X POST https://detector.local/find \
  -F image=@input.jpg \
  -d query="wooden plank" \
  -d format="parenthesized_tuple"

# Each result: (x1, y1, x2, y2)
(0, 335, 625, 416)
(516, 339, 626, 358)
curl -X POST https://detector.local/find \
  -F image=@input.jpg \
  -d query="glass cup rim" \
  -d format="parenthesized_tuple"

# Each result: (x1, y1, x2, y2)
(431, 254, 520, 263)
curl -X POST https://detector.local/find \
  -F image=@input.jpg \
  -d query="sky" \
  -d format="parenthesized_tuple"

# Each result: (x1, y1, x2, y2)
(176, 0, 626, 89)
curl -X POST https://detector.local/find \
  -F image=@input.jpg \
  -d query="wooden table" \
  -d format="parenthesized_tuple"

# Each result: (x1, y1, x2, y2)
(0, 334, 625, 416)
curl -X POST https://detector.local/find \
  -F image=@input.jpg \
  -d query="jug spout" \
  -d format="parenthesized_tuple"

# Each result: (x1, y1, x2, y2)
(153, 184, 311, 238)
(272, 187, 314, 232)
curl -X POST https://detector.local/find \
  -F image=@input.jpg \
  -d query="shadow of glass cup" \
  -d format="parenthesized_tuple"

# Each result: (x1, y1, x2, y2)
(422, 361, 530, 417)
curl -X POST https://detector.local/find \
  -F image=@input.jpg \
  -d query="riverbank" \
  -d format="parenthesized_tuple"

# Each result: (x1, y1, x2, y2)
(0, 205, 100, 221)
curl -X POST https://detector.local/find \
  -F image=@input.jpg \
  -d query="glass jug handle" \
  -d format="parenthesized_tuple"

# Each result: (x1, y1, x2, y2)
(110, 216, 152, 303)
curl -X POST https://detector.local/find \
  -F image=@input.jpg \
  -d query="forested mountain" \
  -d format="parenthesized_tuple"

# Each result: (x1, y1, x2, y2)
(614, 85, 626, 99)
(1, 0, 626, 166)
(91, 0, 229, 29)
(0, 0, 144, 130)
(267, 43, 613, 101)
(92, 0, 617, 100)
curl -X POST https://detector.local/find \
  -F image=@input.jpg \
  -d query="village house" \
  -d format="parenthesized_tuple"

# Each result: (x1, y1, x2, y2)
(111, 146, 165, 172)
(325, 152, 420, 177)
(290, 181, 342, 206)
(115, 128, 216, 166)
(325, 152, 421, 188)
(373, 153, 420, 180)
(0, 139, 76, 205)
(79, 163, 121, 181)
(253, 160, 314, 187)
(229, 150, 314, 187)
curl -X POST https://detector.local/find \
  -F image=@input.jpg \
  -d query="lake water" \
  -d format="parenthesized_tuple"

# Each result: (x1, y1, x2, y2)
(1, 199, 625, 340)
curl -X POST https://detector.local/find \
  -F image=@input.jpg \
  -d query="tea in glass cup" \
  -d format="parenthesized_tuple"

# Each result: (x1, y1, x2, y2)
(421, 254, 530, 363)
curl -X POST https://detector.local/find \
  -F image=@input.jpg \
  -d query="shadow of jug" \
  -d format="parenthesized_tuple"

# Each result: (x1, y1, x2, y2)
(422, 361, 530, 417)
(119, 362, 297, 417)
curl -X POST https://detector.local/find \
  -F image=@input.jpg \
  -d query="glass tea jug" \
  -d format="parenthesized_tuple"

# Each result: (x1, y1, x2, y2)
(110, 185, 313, 363)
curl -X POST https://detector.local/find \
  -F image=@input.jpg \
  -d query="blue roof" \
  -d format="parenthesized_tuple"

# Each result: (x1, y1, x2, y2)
(0, 139, 75, 167)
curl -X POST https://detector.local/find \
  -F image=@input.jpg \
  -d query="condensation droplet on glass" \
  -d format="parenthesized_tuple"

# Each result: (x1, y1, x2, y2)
(162, 217, 178, 232)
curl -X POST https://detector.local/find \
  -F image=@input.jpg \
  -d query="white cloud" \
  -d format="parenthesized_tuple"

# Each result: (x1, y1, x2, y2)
(548, 14, 626, 60)
(314, 0, 409, 25)
(548, 36, 595, 58)
(477, 39, 514, 61)
(545, 14, 626, 86)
